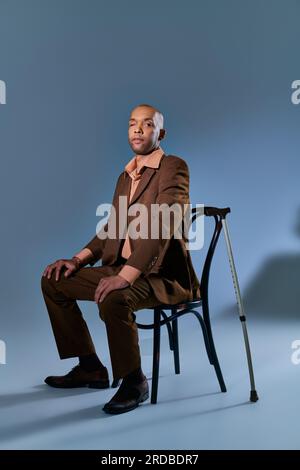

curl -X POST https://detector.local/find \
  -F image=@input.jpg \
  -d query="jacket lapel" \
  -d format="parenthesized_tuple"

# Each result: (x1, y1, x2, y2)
(124, 152, 166, 207)
(128, 167, 156, 207)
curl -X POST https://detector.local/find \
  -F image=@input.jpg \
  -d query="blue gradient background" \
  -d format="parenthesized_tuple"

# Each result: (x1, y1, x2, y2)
(0, 0, 300, 449)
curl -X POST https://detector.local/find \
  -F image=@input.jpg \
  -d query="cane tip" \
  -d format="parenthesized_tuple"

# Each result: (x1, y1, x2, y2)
(250, 390, 259, 402)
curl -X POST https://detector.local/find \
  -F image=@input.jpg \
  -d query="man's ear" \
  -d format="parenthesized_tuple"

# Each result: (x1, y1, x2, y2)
(158, 128, 166, 141)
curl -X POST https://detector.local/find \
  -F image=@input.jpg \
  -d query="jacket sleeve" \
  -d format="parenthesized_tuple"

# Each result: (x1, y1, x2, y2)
(123, 158, 190, 274)
(83, 173, 123, 266)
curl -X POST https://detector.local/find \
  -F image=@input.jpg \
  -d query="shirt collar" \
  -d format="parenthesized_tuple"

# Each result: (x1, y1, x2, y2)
(124, 146, 165, 179)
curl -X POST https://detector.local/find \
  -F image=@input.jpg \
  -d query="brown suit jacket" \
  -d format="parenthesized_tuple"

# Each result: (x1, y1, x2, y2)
(84, 153, 201, 304)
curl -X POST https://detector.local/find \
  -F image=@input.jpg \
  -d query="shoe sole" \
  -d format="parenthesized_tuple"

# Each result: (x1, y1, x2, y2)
(45, 380, 110, 389)
(102, 391, 149, 414)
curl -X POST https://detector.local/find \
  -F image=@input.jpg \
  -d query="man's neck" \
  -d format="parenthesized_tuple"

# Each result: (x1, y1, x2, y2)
(136, 145, 160, 159)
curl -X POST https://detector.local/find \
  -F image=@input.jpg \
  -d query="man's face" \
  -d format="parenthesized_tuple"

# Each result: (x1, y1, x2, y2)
(128, 107, 164, 155)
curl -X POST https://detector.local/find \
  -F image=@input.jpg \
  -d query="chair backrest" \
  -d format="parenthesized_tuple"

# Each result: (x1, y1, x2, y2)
(186, 206, 231, 302)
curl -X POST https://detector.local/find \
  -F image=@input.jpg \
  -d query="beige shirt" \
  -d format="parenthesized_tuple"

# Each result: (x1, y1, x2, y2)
(118, 146, 165, 285)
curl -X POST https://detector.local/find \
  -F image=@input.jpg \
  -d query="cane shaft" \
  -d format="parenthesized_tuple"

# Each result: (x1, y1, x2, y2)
(221, 218, 258, 398)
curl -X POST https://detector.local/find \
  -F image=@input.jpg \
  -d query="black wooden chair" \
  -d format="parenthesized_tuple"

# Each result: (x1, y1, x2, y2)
(134, 206, 230, 404)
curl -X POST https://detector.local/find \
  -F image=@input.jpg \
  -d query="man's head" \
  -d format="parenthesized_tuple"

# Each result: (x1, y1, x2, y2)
(128, 104, 166, 155)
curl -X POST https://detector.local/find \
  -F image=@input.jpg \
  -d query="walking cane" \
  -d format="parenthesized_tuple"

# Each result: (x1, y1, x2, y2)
(221, 213, 259, 402)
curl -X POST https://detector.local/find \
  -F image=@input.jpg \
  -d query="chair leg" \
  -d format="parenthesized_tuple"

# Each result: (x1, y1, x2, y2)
(210, 343, 227, 392)
(190, 310, 214, 364)
(111, 378, 121, 388)
(161, 310, 174, 351)
(151, 307, 161, 404)
(171, 309, 180, 374)
(202, 304, 226, 392)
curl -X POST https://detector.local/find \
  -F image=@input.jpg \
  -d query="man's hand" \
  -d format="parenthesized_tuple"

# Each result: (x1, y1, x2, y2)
(95, 275, 130, 303)
(42, 258, 81, 281)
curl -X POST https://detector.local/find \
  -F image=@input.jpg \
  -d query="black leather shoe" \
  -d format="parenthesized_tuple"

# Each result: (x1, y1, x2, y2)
(44, 365, 110, 389)
(103, 377, 149, 414)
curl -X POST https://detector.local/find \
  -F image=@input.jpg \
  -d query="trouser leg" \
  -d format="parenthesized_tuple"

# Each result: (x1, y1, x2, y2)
(98, 275, 161, 380)
(40, 266, 116, 358)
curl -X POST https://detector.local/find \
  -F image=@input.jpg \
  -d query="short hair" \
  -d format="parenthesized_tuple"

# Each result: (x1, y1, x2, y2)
(131, 103, 164, 129)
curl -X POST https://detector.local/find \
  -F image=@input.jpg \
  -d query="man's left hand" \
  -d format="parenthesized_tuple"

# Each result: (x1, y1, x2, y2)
(95, 275, 130, 303)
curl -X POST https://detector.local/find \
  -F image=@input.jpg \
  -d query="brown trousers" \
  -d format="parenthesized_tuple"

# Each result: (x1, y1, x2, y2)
(40, 257, 162, 380)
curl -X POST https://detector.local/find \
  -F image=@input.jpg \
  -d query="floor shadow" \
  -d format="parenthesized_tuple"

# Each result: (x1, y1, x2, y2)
(158, 390, 221, 404)
(222, 252, 300, 320)
(0, 372, 173, 410)
(0, 403, 107, 443)
(0, 384, 102, 409)
(93, 400, 252, 440)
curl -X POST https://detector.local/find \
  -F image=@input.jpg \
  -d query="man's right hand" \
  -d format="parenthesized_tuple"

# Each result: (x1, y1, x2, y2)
(42, 258, 81, 281)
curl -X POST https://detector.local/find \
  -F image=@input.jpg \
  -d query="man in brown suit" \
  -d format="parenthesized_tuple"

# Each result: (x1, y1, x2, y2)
(41, 103, 200, 414)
